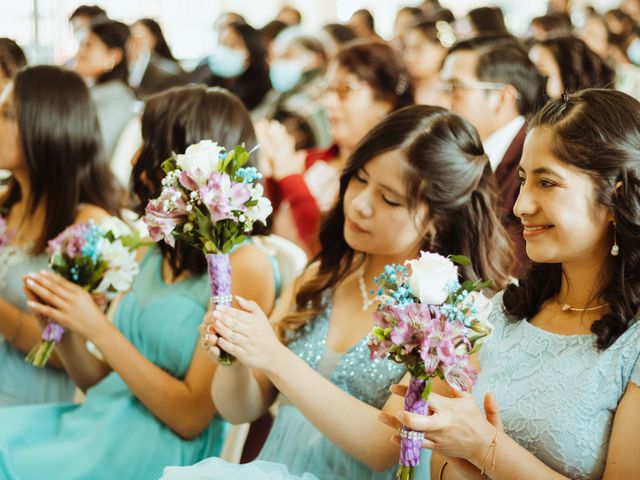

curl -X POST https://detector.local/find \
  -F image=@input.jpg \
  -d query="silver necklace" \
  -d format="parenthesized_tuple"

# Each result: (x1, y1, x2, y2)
(358, 262, 378, 311)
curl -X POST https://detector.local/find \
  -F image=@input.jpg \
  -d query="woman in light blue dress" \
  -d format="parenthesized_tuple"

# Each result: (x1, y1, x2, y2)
(385, 89, 640, 479)
(0, 86, 279, 480)
(0, 65, 121, 406)
(162, 105, 515, 479)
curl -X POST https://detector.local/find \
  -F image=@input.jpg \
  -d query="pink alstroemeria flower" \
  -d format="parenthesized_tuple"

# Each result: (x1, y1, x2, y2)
(143, 188, 188, 247)
(200, 172, 251, 223)
(443, 360, 477, 393)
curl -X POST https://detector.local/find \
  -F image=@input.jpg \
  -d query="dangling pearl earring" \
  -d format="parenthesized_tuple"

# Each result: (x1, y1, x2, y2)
(611, 221, 620, 256)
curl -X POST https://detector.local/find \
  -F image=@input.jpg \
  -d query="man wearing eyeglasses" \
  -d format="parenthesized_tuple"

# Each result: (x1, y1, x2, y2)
(438, 36, 546, 273)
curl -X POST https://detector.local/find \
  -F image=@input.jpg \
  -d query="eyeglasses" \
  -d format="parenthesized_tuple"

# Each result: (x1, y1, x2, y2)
(437, 80, 509, 95)
(321, 80, 363, 100)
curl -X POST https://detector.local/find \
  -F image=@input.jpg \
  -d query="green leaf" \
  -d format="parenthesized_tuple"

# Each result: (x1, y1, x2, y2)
(474, 279, 493, 290)
(460, 280, 475, 293)
(161, 157, 177, 174)
(422, 378, 433, 402)
(449, 254, 471, 266)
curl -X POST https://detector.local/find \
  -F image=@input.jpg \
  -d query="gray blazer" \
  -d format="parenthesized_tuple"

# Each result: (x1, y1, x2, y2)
(90, 80, 138, 161)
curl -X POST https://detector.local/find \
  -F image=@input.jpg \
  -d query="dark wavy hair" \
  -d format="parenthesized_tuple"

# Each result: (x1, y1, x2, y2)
(535, 36, 615, 93)
(131, 85, 258, 277)
(0, 38, 26, 79)
(2, 65, 121, 253)
(336, 40, 414, 110)
(90, 20, 130, 85)
(135, 18, 177, 62)
(277, 105, 515, 340)
(503, 89, 640, 350)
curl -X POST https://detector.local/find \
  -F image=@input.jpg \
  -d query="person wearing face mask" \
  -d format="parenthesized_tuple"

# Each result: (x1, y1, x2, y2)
(257, 41, 414, 257)
(189, 21, 271, 112)
(253, 30, 331, 151)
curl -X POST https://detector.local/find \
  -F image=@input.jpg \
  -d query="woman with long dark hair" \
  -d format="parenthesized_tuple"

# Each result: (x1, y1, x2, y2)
(529, 35, 614, 98)
(132, 18, 178, 63)
(74, 19, 137, 160)
(259, 40, 414, 256)
(386, 89, 640, 479)
(162, 105, 514, 480)
(0, 85, 278, 479)
(190, 21, 271, 112)
(0, 65, 120, 407)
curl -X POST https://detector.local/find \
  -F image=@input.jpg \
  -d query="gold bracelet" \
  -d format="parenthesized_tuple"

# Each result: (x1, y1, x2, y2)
(438, 460, 449, 480)
(9, 309, 23, 344)
(480, 428, 500, 476)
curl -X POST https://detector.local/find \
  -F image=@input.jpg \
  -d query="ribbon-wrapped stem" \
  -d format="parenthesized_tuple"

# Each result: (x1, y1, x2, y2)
(206, 253, 234, 365)
(397, 376, 429, 480)
(25, 321, 65, 367)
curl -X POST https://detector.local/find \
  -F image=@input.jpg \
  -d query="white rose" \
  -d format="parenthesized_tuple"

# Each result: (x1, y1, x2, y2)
(406, 252, 458, 305)
(94, 239, 139, 294)
(175, 140, 224, 186)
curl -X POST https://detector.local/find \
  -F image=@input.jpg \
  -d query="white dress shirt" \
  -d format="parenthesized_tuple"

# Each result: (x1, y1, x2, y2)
(483, 115, 525, 171)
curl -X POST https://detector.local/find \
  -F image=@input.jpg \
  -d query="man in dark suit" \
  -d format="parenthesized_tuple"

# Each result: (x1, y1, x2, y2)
(438, 36, 546, 274)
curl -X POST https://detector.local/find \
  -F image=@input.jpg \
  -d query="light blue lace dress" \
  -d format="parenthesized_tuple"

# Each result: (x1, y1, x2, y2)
(0, 246, 74, 406)
(472, 292, 640, 480)
(162, 292, 407, 480)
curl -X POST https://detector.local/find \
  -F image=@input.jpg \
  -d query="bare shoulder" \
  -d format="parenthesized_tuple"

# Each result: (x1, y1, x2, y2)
(74, 204, 111, 224)
(230, 242, 273, 277)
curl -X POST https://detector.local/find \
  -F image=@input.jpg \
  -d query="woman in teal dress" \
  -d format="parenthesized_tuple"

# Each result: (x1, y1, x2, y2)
(162, 105, 515, 479)
(0, 86, 278, 480)
(385, 90, 640, 479)
(0, 65, 121, 406)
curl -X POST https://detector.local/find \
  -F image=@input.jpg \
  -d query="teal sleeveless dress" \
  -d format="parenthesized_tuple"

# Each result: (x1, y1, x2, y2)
(162, 291, 408, 480)
(0, 249, 227, 480)
(0, 245, 75, 406)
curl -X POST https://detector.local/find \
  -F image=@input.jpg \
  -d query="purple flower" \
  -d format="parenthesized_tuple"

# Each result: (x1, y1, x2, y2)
(47, 222, 90, 257)
(443, 360, 477, 393)
(178, 170, 200, 191)
(436, 339, 457, 367)
(200, 172, 251, 223)
(143, 188, 188, 247)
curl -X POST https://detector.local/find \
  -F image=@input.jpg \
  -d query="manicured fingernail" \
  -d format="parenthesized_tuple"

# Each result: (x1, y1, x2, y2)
(26, 279, 35, 287)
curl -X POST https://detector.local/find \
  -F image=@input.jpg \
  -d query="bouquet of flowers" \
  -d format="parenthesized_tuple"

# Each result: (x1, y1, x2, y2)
(368, 252, 494, 480)
(143, 140, 272, 365)
(26, 218, 142, 367)
(0, 216, 11, 248)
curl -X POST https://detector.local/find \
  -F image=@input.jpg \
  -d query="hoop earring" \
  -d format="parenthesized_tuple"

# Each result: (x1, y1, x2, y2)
(611, 221, 619, 256)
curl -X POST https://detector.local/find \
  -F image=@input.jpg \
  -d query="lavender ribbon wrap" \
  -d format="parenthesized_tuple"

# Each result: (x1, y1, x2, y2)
(42, 322, 65, 342)
(397, 376, 428, 479)
(206, 253, 234, 365)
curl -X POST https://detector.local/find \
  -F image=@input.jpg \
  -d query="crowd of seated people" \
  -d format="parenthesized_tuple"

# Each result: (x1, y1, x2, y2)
(0, 2, 639, 479)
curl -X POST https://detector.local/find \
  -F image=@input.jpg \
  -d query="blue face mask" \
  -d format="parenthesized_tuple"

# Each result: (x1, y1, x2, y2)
(628, 38, 640, 66)
(269, 59, 305, 92)
(208, 45, 247, 78)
